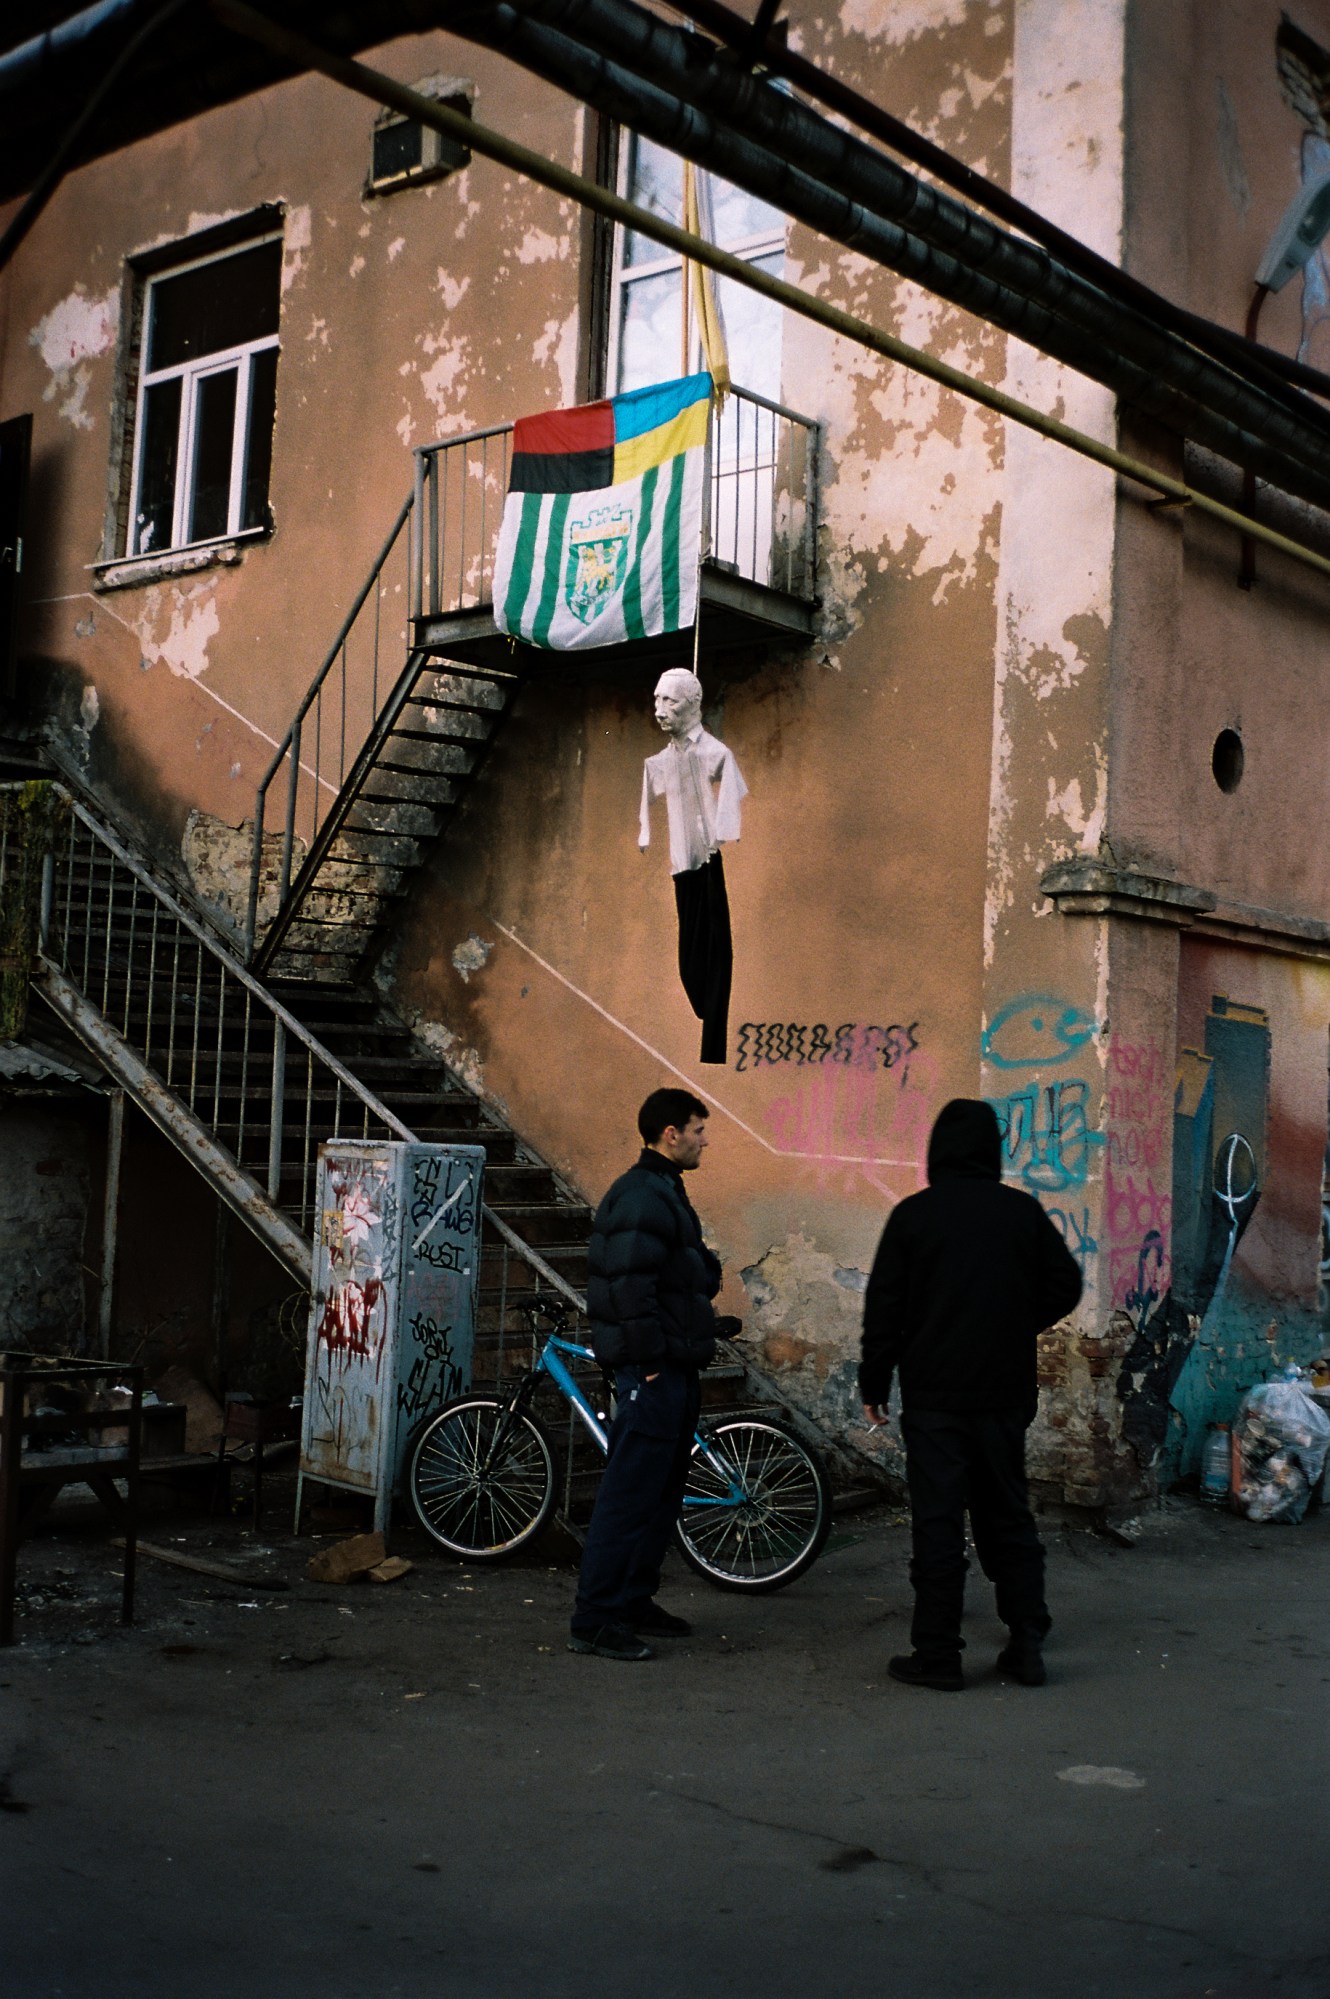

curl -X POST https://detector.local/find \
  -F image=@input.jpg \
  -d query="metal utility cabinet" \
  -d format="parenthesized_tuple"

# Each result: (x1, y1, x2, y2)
(298, 1141, 484, 1531)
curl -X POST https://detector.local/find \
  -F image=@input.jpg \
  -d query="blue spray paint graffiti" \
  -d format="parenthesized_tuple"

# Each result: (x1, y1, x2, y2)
(1046, 1203, 1100, 1274)
(989, 1076, 1104, 1194)
(981, 994, 1097, 1071)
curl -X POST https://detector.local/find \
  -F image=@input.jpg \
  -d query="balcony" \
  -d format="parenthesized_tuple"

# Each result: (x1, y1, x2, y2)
(409, 383, 819, 673)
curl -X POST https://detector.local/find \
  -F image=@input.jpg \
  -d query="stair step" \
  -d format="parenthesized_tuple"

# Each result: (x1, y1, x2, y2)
(342, 799, 443, 839)
(394, 708, 496, 742)
(304, 860, 409, 897)
(267, 951, 364, 984)
(267, 985, 379, 1017)
(375, 738, 477, 778)
(484, 1202, 594, 1247)
(478, 1243, 588, 1284)
(358, 768, 457, 806)
(296, 888, 397, 926)
(327, 830, 424, 869)
(414, 668, 514, 709)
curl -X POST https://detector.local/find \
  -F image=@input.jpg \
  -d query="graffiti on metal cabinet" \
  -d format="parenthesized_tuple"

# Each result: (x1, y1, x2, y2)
(409, 1153, 478, 1269)
(397, 1313, 463, 1425)
(735, 1021, 919, 1073)
(315, 1276, 386, 1363)
(981, 995, 1097, 1071)
(316, 1159, 391, 1368)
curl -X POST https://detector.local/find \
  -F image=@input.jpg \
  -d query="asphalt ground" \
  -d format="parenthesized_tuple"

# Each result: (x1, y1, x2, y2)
(1, 1481, 1327, 1999)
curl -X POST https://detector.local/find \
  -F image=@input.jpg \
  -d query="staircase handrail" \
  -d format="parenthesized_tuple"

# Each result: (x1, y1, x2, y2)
(44, 784, 415, 1141)
(245, 490, 414, 955)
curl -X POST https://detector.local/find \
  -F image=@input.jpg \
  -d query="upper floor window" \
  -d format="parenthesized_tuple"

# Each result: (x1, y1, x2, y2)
(130, 234, 281, 557)
(609, 136, 785, 398)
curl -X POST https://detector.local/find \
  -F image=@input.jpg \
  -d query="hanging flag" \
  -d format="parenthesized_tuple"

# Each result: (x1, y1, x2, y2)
(493, 373, 712, 650)
(683, 165, 731, 402)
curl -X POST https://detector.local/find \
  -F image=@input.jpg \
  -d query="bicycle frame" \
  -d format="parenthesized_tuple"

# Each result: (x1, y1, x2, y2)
(530, 1335, 752, 1515)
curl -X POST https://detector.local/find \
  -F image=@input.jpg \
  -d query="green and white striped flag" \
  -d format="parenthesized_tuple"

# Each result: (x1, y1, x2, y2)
(493, 373, 711, 650)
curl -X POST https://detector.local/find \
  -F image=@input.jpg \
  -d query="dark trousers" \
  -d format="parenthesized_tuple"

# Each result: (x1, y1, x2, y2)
(900, 1406, 1049, 1663)
(572, 1365, 700, 1633)
(673, 854, 732, 1065)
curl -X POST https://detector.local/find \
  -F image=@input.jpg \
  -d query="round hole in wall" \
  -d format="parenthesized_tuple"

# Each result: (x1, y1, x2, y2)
(1212, 728, 1244, 793)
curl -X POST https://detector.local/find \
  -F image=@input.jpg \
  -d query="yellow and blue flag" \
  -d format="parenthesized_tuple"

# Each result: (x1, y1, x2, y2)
(493, 373, 711, 649)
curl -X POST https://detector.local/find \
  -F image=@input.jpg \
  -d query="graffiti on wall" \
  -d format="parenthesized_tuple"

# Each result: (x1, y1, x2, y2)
(736, 1020, 918, 1073)
(756, 1022, 936, 1195)
(1104, 1039, 1172, 1321)
(981, 994, 1097, 1071)
(989, 1075, 1100, 1194)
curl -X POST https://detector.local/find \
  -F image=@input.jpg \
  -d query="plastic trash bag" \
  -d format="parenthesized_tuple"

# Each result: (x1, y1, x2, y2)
(1234, 1373, 1330, 1524)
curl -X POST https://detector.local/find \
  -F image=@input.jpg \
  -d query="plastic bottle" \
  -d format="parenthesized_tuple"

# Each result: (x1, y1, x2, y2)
(1200, 1423, 1232, 1504)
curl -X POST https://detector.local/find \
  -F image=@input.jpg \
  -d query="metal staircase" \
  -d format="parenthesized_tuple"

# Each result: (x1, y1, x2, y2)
(0, 780, 761, 1520)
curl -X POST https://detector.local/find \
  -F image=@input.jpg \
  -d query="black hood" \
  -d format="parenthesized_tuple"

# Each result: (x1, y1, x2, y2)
(927, 1099, 1002, 1183)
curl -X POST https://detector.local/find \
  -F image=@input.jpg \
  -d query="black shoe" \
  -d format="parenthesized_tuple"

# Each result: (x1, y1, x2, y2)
(568, 1623, 655, 1661)
(996, 1641, 1046, 1686)
(627, 1602, 693, 1637)
(888, 1652, 964, 1692)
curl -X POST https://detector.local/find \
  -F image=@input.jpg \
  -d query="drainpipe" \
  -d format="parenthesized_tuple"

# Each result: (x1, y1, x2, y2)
(446, 0, 1330, 515)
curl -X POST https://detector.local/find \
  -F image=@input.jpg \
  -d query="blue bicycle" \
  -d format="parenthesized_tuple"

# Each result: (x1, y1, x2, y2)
(405, 1302, 832, 1591)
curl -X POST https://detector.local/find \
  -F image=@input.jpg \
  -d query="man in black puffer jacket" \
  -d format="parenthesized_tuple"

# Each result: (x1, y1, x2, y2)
(861, 1097, 1083, 1692)
(569, 1088, 720, 1661)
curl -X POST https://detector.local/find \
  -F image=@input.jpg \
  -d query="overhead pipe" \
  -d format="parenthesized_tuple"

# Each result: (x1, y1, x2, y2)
(208, 1, 1330, 593)
(664, 0, 1330, 414)
(443, 0, 1330, 513)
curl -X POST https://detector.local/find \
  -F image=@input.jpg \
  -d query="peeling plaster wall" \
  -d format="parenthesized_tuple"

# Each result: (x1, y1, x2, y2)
(1, 31, 585, 858)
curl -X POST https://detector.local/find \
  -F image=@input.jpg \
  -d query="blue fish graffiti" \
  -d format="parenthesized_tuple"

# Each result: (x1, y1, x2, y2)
(982, 994, 1097, 1071)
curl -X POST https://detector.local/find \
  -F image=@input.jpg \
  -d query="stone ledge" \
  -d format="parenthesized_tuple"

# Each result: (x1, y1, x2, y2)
(1041, 858, 1330, 962)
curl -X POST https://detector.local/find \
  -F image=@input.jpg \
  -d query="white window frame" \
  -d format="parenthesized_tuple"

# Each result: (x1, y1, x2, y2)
(606, 142, 786, 396)
(128, 233, 282, 558)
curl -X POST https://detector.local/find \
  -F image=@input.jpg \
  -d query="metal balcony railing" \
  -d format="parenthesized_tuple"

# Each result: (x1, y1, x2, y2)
(411, 383, 819, 621)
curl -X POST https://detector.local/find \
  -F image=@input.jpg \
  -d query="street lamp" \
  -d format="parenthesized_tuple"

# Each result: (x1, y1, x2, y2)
(1240, 167, 1330, 586)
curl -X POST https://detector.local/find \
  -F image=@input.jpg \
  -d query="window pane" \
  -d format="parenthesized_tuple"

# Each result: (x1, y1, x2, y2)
(148, 240, 281, 371)
(716, 251, 784, 402)
(188, 368, 238, 542)
(134, 377, 181, 555)
(708, 176, 784, 251)
(617, 268, 684, 393)
(242, 346, 278, 531)
(373, 118, 424, 181)
(623, 135, 683, 266)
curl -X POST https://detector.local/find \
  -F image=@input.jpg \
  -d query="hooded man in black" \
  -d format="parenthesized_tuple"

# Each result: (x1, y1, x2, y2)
(860, 1097, 1083, 1690)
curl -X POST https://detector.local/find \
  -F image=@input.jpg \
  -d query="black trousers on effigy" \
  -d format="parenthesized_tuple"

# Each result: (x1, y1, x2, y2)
(673, 853, 732, 1065)
(900, 1406, 1051, 1664)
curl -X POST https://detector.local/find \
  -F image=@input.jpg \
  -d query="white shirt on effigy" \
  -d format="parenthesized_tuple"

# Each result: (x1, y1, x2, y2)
(640, 723, 748, 875)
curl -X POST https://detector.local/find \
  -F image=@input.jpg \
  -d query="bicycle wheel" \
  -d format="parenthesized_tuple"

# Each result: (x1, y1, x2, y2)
(407, 1397, 557, 1558)
(675, 1417, 833, 1591)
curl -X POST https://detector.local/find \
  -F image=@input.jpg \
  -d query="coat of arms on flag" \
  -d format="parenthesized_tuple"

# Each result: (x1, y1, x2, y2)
(493, 373, 711, 650)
